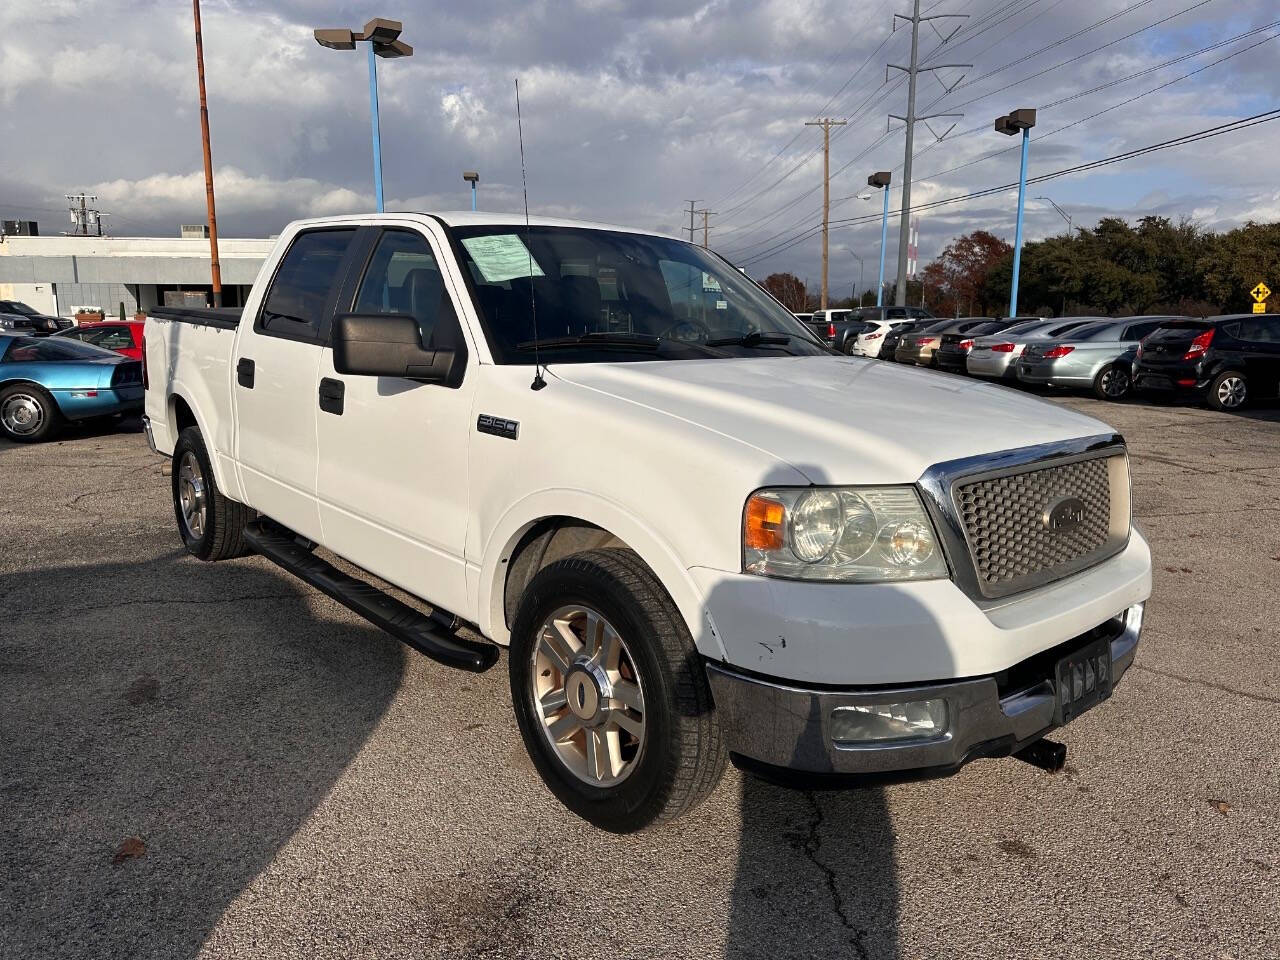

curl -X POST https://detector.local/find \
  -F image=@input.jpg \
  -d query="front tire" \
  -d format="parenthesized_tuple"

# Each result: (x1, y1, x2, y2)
(0, 383, 62, 442)
(1093, 364, 1131, 401)
(509, 548, 727, 832)
(171, 426, 251, 560)
(1207, 370, 1248, 411)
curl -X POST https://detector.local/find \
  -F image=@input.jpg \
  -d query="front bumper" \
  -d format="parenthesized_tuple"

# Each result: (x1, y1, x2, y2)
(707, 603, 1143, 779)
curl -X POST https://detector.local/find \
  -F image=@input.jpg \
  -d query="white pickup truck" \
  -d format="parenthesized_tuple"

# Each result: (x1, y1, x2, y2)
(143, 212, 1151, 832)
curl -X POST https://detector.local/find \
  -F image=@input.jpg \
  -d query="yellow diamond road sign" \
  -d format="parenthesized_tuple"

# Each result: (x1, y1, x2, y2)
(1251, 281, 1271, 302)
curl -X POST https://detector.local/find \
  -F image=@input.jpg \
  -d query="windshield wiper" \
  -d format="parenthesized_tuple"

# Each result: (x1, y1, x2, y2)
(515, 333, 661, 352)
(704, 331, 792, 348)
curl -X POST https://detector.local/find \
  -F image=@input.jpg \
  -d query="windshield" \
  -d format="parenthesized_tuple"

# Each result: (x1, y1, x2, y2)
(449, 226, 828, 363)
(0, 301, 39, 316)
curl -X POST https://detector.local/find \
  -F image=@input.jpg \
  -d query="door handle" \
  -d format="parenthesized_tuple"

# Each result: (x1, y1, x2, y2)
(318, 377, 345, 415)
(237, 357, 255, 388)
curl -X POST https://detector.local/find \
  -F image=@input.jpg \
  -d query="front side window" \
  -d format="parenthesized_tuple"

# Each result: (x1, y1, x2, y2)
(0, 301, 39, 316)
(451, 226, 825, 364)
(353, 230, 456, 347)
(260, 229, 356, 336)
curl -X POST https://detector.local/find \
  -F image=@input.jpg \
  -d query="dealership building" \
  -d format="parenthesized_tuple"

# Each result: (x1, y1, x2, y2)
(0, 226, 273, 317)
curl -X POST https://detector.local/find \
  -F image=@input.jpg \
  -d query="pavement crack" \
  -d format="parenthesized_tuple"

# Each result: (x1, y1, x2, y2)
(801, 791, 871, 960)
(1133, 663, 1280, 705)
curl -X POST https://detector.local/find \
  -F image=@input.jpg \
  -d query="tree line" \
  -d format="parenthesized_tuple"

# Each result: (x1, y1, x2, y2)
(760, 216, 1280, 318)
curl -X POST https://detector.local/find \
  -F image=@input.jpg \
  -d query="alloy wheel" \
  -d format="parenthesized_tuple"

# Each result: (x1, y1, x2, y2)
(1102, 368, 1129, 398)
(1217, 376, 1247, 409)
(530, 604, 646, 787)
(177, 451, 208, 539)
(1, 392, 44, 437)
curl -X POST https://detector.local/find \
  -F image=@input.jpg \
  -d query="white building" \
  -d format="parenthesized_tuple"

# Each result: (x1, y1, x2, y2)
(0, 233, 274, 317)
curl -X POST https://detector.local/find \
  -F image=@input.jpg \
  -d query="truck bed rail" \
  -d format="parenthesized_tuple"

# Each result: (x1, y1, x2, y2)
(146, 306, 241, 330)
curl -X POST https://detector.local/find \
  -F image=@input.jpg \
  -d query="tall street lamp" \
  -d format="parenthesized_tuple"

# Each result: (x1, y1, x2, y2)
(463, 171, 479, 211)
(868, 172, 892, 307)
(314, 18, 414, 213)
(995, 108, 1036, 317)
(1035, 195, 1072, 234)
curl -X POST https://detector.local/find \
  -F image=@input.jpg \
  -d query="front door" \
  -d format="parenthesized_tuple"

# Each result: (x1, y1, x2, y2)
(314, 225, 476, 617)
(234, 226, 361, 542)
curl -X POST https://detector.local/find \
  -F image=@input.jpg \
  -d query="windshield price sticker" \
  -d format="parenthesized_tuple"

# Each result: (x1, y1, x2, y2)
(702, 272, 722, 292)
(461, 235, 546, 283)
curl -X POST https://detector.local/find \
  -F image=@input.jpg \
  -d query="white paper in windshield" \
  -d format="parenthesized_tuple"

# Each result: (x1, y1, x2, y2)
(461, 234, 546, 283)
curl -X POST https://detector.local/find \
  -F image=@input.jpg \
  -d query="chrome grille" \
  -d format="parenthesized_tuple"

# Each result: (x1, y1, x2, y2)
(954, 455, 1120, 596)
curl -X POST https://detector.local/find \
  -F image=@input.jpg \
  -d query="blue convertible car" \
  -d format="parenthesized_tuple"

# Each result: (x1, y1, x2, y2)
(0, 333, 144, 442)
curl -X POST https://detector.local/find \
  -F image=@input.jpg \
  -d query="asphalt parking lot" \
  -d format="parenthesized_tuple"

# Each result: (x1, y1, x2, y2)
(2, 393, 1278, 960)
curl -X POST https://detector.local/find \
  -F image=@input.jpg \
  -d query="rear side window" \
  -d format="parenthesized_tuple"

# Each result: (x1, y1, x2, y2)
(1121, 320, 1164, 341)
(1, 337, 110, 362)
(353, 230, 458, 348)
(1226, 317, 1279, 342)
(260, 229, 357, 338)
(83, 326, 136, 349)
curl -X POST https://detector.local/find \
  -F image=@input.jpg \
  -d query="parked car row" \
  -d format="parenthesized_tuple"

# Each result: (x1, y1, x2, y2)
(0, 300, 73, 336)
(814, 306, 1280, 411)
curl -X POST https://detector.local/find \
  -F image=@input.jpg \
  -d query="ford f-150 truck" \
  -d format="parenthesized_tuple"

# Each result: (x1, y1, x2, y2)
(143, 212, 1151, 832)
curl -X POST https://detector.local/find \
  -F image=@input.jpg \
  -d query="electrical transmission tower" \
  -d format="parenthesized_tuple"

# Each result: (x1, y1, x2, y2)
(805, 117, 846, 310)
(685, 200, 700, 243)
(66, 193, 105, 236)
(887, 0, 969, 305)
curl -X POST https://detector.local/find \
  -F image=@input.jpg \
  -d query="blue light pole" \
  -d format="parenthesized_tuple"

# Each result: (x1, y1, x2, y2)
(463, 171, 479, 211)
(995, 109, 1037, 317)
(315, 19, 414, 214)
(868, 171, 892, 307)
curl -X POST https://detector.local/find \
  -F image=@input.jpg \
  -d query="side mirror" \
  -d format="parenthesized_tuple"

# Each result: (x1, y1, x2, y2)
(332, 314, 466, 387)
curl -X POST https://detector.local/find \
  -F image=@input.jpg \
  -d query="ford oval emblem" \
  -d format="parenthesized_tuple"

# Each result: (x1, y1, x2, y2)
(1042, 496, 1086, 533)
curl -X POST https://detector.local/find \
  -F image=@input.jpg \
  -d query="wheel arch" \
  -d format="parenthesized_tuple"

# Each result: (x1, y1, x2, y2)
(165, 387, 237, 496)
(478, 493, 725, 662)
(0, 378, 63, 416)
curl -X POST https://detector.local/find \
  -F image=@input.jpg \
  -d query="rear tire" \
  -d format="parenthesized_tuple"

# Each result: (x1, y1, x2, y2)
(0, 383, 62, 443)
(1093, 364, 1131, 401)
(509, 548, 727, 832)
(1206, 369, 1248, 411)
(171, 426, 251, 560)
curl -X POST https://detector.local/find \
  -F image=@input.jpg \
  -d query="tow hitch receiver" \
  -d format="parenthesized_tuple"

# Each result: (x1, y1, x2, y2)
(1015, 737, 1067, 773)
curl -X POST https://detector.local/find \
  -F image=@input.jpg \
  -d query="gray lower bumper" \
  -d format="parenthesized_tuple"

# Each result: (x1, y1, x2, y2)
(706, 603, 1143, 778)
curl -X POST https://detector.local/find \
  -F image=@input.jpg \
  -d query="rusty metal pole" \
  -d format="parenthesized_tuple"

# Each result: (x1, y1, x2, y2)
(193, 0, 223, 308)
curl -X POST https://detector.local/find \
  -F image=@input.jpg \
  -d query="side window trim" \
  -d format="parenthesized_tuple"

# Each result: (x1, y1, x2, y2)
(254, 227, 365, 346)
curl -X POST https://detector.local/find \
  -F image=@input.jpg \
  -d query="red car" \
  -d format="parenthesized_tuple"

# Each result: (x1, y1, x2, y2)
(54, 320, 145, 361)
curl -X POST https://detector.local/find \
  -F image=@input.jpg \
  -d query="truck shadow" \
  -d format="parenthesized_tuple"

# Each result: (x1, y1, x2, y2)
(0, 551, 405, 959)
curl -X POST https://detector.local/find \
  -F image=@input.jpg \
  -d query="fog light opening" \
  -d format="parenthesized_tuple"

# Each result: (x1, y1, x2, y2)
(831, 698, 950, 746)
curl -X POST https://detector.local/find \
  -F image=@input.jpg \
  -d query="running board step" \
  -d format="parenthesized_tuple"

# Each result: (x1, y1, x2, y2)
(243, 522, 498, 673)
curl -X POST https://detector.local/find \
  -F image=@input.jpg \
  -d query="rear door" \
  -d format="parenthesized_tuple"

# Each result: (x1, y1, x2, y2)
(234, 226, 363, 542)
(1229, 316, 1280, 398)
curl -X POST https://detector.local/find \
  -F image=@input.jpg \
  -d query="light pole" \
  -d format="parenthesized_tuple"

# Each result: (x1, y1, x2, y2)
(315, 19, 413, 213)
(1035, 195, 1072, 234)
(463, 171, 479, 211)
(868, 172, 892, 307)
(995, 108, 1036, 318)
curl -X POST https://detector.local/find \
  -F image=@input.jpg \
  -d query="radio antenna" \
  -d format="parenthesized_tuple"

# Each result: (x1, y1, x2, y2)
(515, 78, 546, 391)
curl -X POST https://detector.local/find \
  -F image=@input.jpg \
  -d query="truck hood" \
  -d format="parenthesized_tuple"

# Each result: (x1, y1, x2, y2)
(551, 355, 1116, 485)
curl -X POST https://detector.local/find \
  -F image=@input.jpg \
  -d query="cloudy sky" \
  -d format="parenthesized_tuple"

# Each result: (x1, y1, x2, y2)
(3, 0, 1279, 295)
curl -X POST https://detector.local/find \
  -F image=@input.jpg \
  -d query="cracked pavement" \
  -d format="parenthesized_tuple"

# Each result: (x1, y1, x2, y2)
(2, 395, 1278, 959)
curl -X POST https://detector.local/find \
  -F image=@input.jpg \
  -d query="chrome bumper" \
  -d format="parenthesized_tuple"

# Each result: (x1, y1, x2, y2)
(141, 414, 159, 455)
(706, 603, 1143, 779)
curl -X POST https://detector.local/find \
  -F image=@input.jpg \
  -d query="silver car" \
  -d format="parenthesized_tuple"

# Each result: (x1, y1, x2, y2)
(967, 318, 1100, 381)
(1015, 316, 1184, 400)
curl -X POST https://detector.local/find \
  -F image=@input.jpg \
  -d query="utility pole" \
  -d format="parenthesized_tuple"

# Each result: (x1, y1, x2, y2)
(888, 1, 969, 306)
(685, 200, 699, 243)
(65, 194, 104, 236)
(192, 0, 223, 307)
(805, 117, 846, 310)
(698, 209, 716, 248)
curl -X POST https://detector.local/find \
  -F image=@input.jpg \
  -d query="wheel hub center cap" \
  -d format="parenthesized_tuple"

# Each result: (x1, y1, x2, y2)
(564, 661, 610, 723)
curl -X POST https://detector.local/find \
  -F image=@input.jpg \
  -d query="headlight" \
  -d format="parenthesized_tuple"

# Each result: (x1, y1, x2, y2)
(0, 318, 14, 329)
(743, 486, 948, 582)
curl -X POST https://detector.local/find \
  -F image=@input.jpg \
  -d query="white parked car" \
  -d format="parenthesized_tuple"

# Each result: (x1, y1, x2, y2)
(143, 213, 1152, 831)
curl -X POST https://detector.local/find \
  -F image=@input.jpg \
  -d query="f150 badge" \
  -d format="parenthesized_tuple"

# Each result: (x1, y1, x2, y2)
(477, 414, 519, 440)
(1043, 496, 1086, 533)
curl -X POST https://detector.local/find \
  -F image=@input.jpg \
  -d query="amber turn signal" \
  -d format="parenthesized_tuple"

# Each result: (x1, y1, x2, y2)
(744, 495, 786, 550)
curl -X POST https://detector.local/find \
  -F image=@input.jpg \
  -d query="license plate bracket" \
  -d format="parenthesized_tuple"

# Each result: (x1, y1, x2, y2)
(1054, 637, 1113, 726)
